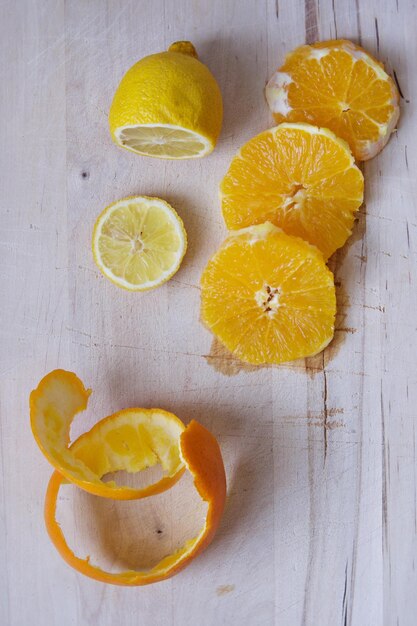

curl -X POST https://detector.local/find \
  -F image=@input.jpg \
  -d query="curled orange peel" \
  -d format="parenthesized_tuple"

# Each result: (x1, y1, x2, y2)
(45, 420, 226, 585)
(30, 369, 227, 585)
(30, 370, 186, 499)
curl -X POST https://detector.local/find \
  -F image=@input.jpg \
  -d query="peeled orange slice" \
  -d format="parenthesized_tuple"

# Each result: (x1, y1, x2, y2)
(92, 196, 187, 291)
(30, 370, 227, 585)
(265, 39, 400, 161)
(220, 123, 363, 260)
(200, 223, 336, 364)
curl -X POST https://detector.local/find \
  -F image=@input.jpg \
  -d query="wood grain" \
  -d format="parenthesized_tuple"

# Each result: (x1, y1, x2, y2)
(1, 0, 416, 624)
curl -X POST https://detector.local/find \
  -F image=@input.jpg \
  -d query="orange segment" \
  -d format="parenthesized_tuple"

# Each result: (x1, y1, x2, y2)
(200, 223, 336, 364)
(265, 40, 400, 160)
(44, 420, 226, 586)
(30, 370, 186, 499)
(220, 123, 364, 260)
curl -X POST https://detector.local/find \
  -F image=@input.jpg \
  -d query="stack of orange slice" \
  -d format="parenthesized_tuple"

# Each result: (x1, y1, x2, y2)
(201, 40, 399, 365)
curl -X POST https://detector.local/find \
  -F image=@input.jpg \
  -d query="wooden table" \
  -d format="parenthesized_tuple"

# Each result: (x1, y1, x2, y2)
(1, 1, 415, 624)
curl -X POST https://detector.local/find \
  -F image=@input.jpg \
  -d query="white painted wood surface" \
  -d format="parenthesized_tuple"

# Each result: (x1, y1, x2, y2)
(1, 0, 416, 624)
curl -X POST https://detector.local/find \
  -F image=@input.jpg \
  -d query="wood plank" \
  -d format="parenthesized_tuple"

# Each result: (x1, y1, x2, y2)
(0, 1, 73, 625)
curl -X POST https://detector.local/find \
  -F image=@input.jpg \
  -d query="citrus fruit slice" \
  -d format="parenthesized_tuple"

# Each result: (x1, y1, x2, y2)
(265, 39, 400, 161)
(31, 370, 227, 585)
(200, 223, 336, 365)
(92, 196, 187, 291)
(30, 370, 186, 499)
(220, 123, 364, 260)
(109, 41, 223, 159)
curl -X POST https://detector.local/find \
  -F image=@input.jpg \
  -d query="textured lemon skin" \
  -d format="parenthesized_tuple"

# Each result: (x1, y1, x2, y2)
(109, 50, 223, 154)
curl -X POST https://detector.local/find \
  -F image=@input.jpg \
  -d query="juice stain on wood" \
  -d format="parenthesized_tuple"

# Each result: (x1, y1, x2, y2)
(305, 207, 366, 377)
(304, 279, 351, 378)
(205, 338, 267, 375)
(216, 584, 235, 596)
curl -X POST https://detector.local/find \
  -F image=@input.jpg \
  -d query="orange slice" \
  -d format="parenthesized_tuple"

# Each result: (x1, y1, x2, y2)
(220, 123, 363, 260)
(265, 39, 400, 161)
(200, 223, 336, 365)
(31, 370, 226, 585)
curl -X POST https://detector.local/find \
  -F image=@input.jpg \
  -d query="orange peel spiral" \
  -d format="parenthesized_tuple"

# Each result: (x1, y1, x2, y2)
(30, 369, 226, 585)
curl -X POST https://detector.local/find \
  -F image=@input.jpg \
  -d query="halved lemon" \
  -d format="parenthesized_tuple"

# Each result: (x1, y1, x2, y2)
(92, 196, 187, 291)
(109, 42, 223, 159)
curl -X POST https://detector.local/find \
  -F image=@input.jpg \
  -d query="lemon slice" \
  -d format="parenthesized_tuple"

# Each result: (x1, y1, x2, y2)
(92, 196, 187, 291)
(109, 42, 223, 160)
